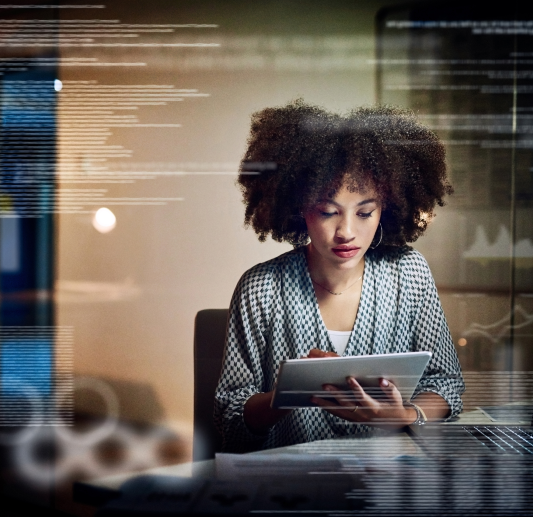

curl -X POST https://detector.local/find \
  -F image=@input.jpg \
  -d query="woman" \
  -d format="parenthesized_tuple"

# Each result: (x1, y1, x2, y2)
(214, 100, 465, 453)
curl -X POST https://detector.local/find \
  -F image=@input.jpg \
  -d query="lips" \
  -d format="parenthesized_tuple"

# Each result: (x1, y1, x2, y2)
(332, 246, 360, 258)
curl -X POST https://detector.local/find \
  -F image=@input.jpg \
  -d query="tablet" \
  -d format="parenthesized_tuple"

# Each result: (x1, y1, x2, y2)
(271, 351, 432, 409)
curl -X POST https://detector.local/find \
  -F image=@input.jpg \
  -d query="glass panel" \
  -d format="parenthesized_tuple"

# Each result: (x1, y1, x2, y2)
(377, 4, 533, 407)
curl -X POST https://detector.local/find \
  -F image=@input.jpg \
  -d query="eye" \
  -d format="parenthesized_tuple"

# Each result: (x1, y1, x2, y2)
(358, 210, 375, 219)
(315, 205, 337, 217)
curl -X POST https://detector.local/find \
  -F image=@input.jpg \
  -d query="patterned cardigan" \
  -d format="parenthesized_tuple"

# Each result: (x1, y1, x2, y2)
(214, 246, 465, 452)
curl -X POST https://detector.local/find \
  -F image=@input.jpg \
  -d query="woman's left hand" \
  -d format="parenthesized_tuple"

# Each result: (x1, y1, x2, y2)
(311, 376, 416, 428)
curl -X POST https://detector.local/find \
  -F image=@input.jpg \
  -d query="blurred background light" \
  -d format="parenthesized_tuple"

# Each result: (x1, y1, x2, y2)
(54, 79, 62, 92)
(92, 208, 116, 233)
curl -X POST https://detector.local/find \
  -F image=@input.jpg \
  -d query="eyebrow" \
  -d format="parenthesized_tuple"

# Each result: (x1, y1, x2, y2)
(319, 197, 379, 207)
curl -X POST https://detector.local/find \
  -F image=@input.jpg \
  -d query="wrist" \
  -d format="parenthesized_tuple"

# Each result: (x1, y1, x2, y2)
(404, 406, 417, 425)
(244, 392, 291, 434)
(404, 401, 427, 425)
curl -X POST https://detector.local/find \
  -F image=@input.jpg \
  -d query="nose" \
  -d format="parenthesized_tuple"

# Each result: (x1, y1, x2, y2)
(335, 213, 356, 242)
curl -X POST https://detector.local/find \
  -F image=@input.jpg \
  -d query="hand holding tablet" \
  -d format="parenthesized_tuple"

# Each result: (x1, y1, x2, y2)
(271, 351, 432, 412)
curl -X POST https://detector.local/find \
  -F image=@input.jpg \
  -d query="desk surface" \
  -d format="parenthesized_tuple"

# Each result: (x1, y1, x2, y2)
(79, 432, 421, 494)
(75, 407, 533, 515)
(76, 409, 488, 493)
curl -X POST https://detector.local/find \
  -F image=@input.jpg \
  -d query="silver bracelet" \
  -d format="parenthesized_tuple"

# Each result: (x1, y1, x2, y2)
(404, 401, 427, 425)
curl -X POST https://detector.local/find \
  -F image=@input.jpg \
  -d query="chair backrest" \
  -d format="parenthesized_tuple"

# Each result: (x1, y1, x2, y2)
(193, 308, 228, 461)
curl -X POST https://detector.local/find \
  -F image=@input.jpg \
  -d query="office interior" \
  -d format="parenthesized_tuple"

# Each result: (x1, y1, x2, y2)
(0, 0, 532, 515)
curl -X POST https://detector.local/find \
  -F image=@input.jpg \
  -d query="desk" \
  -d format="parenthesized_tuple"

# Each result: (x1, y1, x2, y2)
(74, 409, 533, 516)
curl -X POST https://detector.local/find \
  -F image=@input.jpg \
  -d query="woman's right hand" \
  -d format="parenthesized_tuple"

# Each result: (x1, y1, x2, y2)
(244, 349, 338, 434)
(302, 348, 339, 359)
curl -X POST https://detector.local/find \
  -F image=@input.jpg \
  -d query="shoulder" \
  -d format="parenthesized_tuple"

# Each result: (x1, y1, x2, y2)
(367, 246, 433, 284)
(230, 248, 306, 324)
(235, 247, 306, 294)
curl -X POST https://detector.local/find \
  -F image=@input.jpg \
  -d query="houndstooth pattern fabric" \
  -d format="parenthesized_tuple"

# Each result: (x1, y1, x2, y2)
(214, 246, 465, 453)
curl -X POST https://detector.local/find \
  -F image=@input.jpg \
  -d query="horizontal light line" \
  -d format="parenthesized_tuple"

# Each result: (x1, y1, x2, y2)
(59, 124, 182, 127)
(0, 23, 217, 27)
(0, 5, 105, 8)
(12, 29, 174, 33)
(59, 62, 146, 66)
(2, 43, 220, 47)
(56, 197, 183, 200)
(60, 89, 198, 92)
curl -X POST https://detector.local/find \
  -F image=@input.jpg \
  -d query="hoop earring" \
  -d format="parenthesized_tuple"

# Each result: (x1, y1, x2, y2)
(369, 222, 383, 249)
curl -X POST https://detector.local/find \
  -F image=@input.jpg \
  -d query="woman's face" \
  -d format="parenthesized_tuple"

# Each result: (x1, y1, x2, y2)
(304, 184, 382, 270)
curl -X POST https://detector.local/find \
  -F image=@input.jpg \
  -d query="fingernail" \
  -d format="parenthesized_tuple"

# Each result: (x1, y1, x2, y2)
(381, 379, 389, 387)
(347, 377, 356, 386)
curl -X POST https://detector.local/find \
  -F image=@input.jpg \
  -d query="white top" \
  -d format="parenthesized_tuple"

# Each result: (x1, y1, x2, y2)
(327, 330, 351, 356)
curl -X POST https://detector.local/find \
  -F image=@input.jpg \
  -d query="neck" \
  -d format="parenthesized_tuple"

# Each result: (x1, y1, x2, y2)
(305, 244, 365, 291)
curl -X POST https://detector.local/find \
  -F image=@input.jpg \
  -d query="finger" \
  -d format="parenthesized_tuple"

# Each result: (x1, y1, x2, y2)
(312, 395, 369, 422)
(307, 348, 328, 358)
(321, 384, 357, 407)
(379, 378, 403, 405)
(346, 377, 374, 406)
(300, 348, 323, 359)
(306, 349, 339, 359)
(311, 395, 343, 410)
